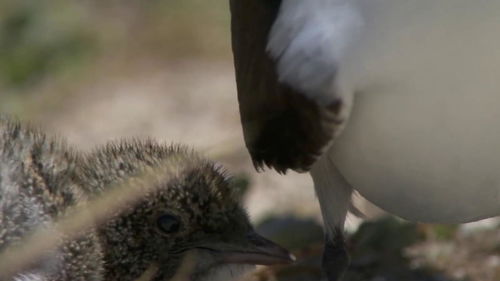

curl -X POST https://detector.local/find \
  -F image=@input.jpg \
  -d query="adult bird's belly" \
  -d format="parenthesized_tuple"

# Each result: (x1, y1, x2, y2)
(330, 0, 500, 223)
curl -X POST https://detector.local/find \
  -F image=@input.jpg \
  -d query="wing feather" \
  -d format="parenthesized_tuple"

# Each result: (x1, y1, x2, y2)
(230, 0, 347, 173)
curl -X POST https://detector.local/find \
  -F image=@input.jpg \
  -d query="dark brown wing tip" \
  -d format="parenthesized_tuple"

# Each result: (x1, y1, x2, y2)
(244, 93, 344, 174)
(230, 0, 346, 174)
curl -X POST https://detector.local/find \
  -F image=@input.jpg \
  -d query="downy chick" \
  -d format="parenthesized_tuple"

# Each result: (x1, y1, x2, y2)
(0, 117, 293, 281)
(77, 140, 294, 281)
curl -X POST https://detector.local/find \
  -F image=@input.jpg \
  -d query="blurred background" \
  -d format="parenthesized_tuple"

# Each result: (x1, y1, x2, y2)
(0, 1, 498, 280)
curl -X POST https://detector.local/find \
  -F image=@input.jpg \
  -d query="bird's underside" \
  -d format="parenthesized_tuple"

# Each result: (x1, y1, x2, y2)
(331, 0, 500, 222)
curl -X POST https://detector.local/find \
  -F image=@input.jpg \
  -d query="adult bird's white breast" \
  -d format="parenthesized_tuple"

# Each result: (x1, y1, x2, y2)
(330, 0, 500, 223)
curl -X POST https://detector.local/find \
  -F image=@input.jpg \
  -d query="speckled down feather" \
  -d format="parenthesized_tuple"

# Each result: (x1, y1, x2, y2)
(0, 116, 275, 281)
(0, 116, 103, 280)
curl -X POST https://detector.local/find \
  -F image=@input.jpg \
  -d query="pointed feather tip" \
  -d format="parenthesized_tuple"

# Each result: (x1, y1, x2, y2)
(251, 157, 314, 175)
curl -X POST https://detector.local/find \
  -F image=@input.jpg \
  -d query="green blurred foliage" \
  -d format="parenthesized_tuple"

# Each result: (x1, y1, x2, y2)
(0, 0, 230, 117)
(257, 215, 324, 251)
(0, 0, 96, 89)
(0, 0, 229, 91)
(427, 225, 458, 241)
(104, 0, 231, 59)
(350, 217, 424, 259)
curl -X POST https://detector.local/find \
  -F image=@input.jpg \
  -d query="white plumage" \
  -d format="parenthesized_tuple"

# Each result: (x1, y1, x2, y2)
(268, 0, 363, 105)
(273, 0, 500, 226)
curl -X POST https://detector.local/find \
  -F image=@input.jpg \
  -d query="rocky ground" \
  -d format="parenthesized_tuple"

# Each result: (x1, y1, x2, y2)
(254, 216, 500, 281)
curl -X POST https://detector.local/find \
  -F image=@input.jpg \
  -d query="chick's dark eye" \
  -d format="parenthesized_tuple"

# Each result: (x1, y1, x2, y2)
(157, 215, 181, 234)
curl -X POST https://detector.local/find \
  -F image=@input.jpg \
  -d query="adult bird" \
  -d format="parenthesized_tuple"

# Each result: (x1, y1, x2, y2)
(229, 0, 500, 280)
(0, 117, 293, 281)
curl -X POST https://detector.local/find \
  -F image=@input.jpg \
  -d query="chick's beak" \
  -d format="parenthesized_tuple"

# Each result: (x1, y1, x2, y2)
(200, 231, 295, 266)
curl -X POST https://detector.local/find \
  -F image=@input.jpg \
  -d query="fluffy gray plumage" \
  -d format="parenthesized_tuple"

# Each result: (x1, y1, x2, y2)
(0, 116, 103, 280)
(78, 141, 253, 281)
(0, 116, 291, 281)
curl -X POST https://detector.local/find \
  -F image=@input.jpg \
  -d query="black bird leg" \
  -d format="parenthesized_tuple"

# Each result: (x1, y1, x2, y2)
(323, 230, 349, 281)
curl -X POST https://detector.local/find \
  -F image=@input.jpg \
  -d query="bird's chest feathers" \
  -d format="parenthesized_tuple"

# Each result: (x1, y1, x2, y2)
(330, 0, 500, 223)
(347, 0, 500, 93)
